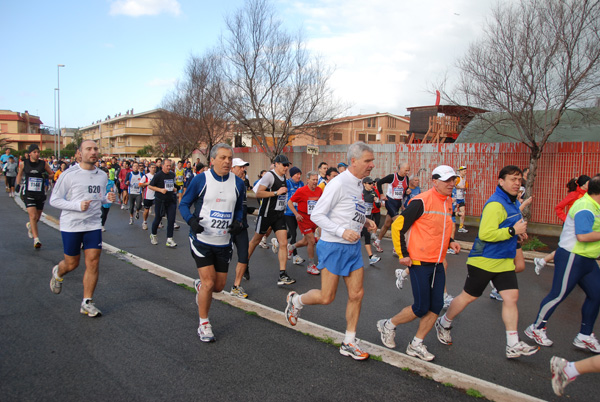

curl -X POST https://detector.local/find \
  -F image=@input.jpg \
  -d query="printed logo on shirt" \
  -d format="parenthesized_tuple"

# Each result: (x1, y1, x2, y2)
(210, 211, 232, 220)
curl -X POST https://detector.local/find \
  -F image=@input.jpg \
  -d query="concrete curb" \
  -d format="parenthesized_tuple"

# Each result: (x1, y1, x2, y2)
(14, 195, 545, 402)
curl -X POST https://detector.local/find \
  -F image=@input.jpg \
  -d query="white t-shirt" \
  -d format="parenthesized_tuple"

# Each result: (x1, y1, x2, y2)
(142, 173, 155, 200)
(311, 170, 366, 244)
(50, 165, 110, 232)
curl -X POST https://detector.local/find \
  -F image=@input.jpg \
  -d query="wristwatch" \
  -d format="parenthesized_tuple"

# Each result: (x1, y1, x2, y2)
(508, 226, 516, 236)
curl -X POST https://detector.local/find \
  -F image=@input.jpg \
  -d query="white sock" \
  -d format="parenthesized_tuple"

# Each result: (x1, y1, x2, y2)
(564, 362, 580, 380)
(402, 269, 409, 278)
(384, 319, 395, 330)
(199, 317, 209, 326)
(411, 336, 423, 347)
(292, 294, 304, 309)
(506, 331, 519, 347)
(440, 314, 453, 329)
(344, 331, 356, 345)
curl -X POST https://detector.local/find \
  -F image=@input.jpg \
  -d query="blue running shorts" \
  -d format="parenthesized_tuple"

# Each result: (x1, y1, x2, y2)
(316, 240, 363, 277)
(61, 229, 103, 257)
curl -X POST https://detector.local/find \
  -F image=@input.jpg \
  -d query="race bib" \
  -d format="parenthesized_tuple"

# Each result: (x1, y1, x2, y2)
(456, 188, 465, 199)
(164, 179, 174, 192)
(27, 177, 43, 192)
(349, 202, 367, 233)
(87, 184, 102, 201)
(275, 194, 286, 211)
(199, 210, 233, 237)
(393, 186, 403, 199)
(307, 200, 317, 215)
(365, 203, 373, 216)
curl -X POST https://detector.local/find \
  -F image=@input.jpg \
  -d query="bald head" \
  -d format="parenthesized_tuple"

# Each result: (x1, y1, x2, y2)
(398, 163, 410, 177)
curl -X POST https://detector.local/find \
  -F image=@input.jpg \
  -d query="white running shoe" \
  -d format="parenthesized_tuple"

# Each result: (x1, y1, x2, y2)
(80, 300, 102, 317)
(446, 248, 456, 255)
(285, 291, 301, 326)
(50, 265, 63, 294)
(435, 318, 452, 345)
(395, 268, 407, 290)
(373, 239, 383, 253)
(573, 333, 600, 353)
(198, 322, 216, 342)
(369, 255, 381, 265)
(534, 258, 546, 275)
(26, 222, 33, 238)
(129, 217, 133, 225)
(524, 324, 553, 346)
(506, 341, 539, 358)
(287, 244, 294, 260)
(406, 342, 435, 361)
(306, 264, 320, 275)
(271, 238, 279, 254)
(230, 286, 248, 299)
(166, 238, 177, 248)
(259, 237, 269, 249)
(490, 289, 503, 301)
(194, 278, 201, 306)
(376, 319, 396, 348)
(121, 204, 126, 210)
(551, 356, 574, 396)
(292, 255, 305, 265)
(457, 227, 468, 233)
(142, 222, 148, 230)
(174, 223, 180, 230)
(443, 294, 454, 309)
(102, 226, 106, 232)
(150, 234, 158, 245)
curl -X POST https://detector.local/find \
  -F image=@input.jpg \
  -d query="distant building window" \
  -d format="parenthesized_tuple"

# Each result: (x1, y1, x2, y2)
(317, 131, 328, 140)
(387, 134, 396, 143)
(367, 117, 377, 128)
(388, 118, 397, 129)
(333, 132, 342, 141)
(368, 134, 377, 142)
(358, 133, 366, 142)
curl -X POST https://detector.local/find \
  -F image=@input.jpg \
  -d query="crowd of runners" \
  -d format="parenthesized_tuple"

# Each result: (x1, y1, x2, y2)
(2, 141, 599, 397)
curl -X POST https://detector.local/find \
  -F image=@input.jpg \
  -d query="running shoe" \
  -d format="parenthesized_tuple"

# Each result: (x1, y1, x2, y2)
(50, 265, 63, 294)
(142, 222, 148, 230)
(458, 227, 468, 233)
(446, 248, 456, 255)
(395, 268, 406, 290)
(198, 322, 216, 342)
(129, 217, 133, 225)
(534, 258, 546, 275)
(259, 237, 269, 249)
(550, 356, 574, 396)
(174, 223, 180, 230)
(506, 341, 539, 358)
(376, 319, 396, 348)
(150, 234, 158, 245)
(166, 238, 177, 248)
(243, 266, 250, 280)
(369, 255, 381, 265)
(306, 264, 320, 275)
(158, 222, 164, 229)
(33, 238, 42, 249)
(26, 222, 33, 238)
(194, 278, 201, 306)
(135, 210, 139, 220)
(230, 286, 248, 299)
(293, 255, 304, 265)
(121, 204, 126, 210)
(287, 244, 294, 260)
(490, 289, 503, 301)
(271, 238, 279, 254)
(102, 226, 106, 232)
(339, 341, 369, 360)
(278, 272, 296, 285)
(435, 318, 452, 345)
(373, 238, 383, 253)
(443, 294, 454, 309)
(524, 324, 553, 346)
(573, 333, 600, 353)
(392, 248, 398, 256)
(285, 291, 301, 326)
(406, 342, 435, 361)
(80, 300, 102, 317)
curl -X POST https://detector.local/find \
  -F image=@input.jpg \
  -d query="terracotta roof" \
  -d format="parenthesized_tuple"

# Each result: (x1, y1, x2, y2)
(0, 114, 43, 125)
(307, 112, 410, 128)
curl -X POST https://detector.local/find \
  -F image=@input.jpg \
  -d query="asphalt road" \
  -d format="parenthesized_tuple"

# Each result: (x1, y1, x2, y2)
(1, 186, 596, 401)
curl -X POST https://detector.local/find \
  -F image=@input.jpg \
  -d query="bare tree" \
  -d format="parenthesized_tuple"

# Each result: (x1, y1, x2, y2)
(214, 0, 345, 161)
(445, 0, 600, 212)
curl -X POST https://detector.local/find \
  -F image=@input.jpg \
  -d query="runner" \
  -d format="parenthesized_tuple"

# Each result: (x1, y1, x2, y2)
(100, 167, 117, 231)
(317, 167, 339, 190)
(49, 140, 116, 317)
(361, 176, 381, 265)
(285, 142, 377, 360)
(229, 157, 252, 298)
(435, 165, 539, 359)
(455, 166, 468, 233)
(337, 162, 348, 173)
(403, 176, 421, 209)
(525, 175, 600, 353)
(317, 162, 328, 185)
(247, 154, 295, 286)
(551, 354, 600, 396)
(1, 148, 14, 192)
(118, 161, 131, 209)
(139, 163, 156, 230)
(15, 144, 54, 248)
(126, 162, 145, 225)
(376, 165, 460, 361)
(175, 160, 185, 203)
(287, 171, 323, 275)
(148, 159, 178, 248)
(373, 163, 410, 252)
(4, 156, 18, 197)
(179, 143, 244, 341)
(284, 166, 304, 264)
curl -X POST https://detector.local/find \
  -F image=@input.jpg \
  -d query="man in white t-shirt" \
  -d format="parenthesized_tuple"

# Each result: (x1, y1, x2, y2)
(285, 142, 377, 361)
(139, 163, 156, 230)
(126, 162, 145, 225)
(49, 140, 116, 317)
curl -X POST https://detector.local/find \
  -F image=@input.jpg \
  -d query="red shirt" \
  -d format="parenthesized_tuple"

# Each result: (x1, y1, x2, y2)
(555, 187, 586, 222)
(290, 185, 323, 217)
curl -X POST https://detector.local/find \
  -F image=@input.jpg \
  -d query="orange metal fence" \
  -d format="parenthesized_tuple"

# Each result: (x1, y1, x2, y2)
(234, 142, 600, 225)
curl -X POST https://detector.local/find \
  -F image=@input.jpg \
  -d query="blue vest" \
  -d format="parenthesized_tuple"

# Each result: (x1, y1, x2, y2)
(285, 179, 304, 216)
(469, 186, 522, 260)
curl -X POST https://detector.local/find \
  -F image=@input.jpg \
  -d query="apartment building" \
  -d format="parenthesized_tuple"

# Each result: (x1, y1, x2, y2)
(0, 110, 53, 151)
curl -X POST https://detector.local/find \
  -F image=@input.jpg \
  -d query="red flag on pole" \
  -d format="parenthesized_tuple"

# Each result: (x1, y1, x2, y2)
(435, 90, 441, 106)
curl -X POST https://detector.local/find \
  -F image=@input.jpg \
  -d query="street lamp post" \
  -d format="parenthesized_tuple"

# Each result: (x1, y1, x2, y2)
(54, 88, 58, 157)
(57, 64, 65, 158)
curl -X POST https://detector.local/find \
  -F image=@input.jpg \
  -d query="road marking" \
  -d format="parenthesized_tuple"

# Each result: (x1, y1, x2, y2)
(14, 196, 544, 402)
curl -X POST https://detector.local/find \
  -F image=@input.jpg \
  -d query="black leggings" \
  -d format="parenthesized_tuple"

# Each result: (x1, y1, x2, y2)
(285, 214, 298, 256)
(101, 206, 110, 226)
(152, 198, 176, 237)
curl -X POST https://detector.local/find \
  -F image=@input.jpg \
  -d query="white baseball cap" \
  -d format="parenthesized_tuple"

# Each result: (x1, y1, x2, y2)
(432, 165, 457, 181)
(232, 158, 249, 167)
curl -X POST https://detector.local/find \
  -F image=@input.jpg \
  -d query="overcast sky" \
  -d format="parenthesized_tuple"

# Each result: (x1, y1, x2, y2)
(0, 0, 504, 129)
